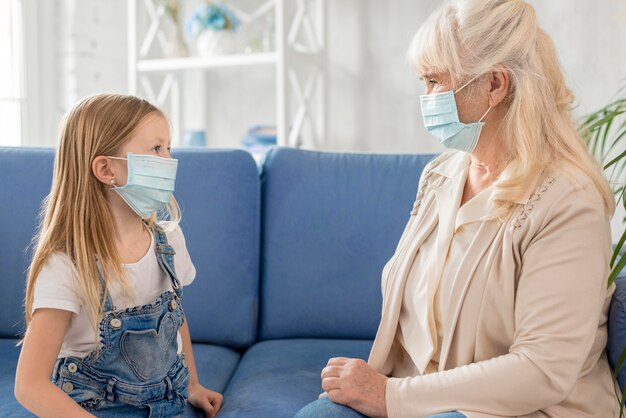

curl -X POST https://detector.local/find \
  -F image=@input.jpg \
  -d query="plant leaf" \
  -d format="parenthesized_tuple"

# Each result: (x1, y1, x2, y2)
(614, 346, 626, 380)
(608, 251, 626, 288)
(605, 149, 626, 170)
(613, 225, 626, 267)
(601, 118, 615, 159)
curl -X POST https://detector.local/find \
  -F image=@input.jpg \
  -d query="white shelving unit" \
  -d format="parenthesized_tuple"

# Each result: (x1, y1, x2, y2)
(128, 0, 326, 148)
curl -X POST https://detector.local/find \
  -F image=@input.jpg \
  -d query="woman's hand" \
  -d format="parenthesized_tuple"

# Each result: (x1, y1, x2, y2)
(321, 357, 388, 418)
(187, 382, 223, 418)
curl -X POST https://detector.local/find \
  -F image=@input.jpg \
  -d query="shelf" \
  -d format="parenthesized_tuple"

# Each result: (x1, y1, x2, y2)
(136, 53, 278, 72)
(129, 0, 326, 147)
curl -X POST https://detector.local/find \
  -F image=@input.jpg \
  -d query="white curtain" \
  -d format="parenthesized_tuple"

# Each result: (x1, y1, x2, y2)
(0, 0, 24, 146)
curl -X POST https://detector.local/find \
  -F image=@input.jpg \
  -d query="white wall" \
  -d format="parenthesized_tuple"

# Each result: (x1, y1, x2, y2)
(27, 0, 626, 238)
(34, 0, 626, 152)
(25, 0, 128, 146)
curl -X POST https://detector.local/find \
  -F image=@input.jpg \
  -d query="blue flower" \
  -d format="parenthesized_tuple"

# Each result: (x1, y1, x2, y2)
(186, 2, 241, 38)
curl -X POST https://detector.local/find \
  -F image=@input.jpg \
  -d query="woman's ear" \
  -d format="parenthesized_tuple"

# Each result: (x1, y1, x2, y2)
(92, 156, 116, 186)
(488, 66, 510, 108)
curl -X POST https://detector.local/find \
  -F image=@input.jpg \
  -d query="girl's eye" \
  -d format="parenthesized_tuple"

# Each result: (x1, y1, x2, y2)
(152, 145, 161, 153)
(429, 79, 438, 85)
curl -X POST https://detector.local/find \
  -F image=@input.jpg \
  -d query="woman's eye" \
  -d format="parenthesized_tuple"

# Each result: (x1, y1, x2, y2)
(429, 79, 438, 85)
(152, 145, 161, 152)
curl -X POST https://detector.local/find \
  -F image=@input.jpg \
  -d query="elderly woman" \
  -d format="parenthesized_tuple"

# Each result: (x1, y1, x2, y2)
(295, 0, 618, 417)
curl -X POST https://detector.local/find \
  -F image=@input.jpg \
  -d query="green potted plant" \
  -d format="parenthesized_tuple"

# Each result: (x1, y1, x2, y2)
(579, 85, 626, 415)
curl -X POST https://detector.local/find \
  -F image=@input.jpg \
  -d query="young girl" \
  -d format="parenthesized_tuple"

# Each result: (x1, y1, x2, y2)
(14, 94, 222, 418)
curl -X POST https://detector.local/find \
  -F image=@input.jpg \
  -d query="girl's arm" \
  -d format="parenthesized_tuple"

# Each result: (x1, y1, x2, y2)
(180, 316, 223, 418)
(14, 308, 95, 417)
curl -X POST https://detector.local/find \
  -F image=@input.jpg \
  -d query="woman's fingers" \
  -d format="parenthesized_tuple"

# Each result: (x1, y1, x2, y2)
(321, 376, 342, 392)
(327, 388, 348, 405)
(327, 357, 350, 366)
(321, 365, 344, 379)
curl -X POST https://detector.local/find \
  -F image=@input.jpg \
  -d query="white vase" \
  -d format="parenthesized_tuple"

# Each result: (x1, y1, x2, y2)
(196, 30, 237, 57)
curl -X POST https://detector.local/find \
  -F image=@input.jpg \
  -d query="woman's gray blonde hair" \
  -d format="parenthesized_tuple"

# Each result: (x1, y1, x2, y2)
(408, 0, 614, 220)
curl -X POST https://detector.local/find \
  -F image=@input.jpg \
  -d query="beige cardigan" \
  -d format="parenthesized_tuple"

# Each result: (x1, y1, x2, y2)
(369, 151, 618, 418)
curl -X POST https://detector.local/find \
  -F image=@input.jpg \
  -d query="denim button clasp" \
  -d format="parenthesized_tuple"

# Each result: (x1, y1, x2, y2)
(169, 300, 177, 311)
(106, 378, 117, 402)
(182, 358, 188, 368)
(67, 363, 78, 373)
(110, 318, 122, 330)
(164, 375, 174, 401)
(62, 382, 74, 393)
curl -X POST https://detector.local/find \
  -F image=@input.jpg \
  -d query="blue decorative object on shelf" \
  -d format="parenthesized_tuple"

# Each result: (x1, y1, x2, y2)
(183, 130, 207, 147)
(186, 2, 241, 38)
(242, 126, 276, 174)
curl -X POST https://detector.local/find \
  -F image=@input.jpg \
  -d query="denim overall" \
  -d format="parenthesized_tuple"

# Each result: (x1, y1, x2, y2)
(52, 226, 189, 417)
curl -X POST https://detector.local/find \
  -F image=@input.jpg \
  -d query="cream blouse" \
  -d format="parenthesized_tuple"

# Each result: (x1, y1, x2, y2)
(396, 160, 494, 377)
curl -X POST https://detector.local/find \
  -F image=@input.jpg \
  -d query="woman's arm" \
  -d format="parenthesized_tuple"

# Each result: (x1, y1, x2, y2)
(180, 315, 223, 418)
(15, 308, 95, 418)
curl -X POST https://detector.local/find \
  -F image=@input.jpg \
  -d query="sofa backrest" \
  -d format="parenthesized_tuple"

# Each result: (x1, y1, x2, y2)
(259, 148, 435, 340)
(0, 147, 261, 349)
(608, 271, 626, 391)
(174, 149, 260, 348)
(0, 148, 54, 338)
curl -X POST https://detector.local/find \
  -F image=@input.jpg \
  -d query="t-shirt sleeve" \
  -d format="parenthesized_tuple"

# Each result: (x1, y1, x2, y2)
(167, 225, 197, 287)
(32, 253, 82, 315)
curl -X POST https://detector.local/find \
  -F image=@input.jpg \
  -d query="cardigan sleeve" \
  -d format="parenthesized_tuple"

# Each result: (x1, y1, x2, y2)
(385, 179, 612, 418)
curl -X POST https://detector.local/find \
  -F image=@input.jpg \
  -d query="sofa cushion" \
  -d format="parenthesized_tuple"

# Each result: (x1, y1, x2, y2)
(1, 337, 240, 417)
(217, 339, 372, 418)
(184, 343, 242, 418)
(0, 339, 34, 417)
(260, 148, 435, 340)
(188, 343, 241, 392)
(174, 149, 261, 348)
(608, 269, 626, 391)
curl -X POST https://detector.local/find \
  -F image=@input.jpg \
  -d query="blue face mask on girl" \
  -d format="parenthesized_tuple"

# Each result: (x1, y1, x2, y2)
(108, 153, 178, 218)
(419, 75, 492, 153)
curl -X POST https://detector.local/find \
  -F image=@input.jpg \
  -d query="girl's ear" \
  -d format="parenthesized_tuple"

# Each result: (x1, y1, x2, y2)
(92, 156, 116, 186)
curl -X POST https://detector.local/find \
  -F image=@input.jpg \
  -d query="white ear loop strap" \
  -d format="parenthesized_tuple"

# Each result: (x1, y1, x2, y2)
(453, 73, 492, 122)
(478, 106, 492, 122)
(454, 73, 484, 94)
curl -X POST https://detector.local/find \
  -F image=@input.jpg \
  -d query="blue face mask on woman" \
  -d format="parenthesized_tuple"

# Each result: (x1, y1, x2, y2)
(419, 75, 492, 153)
(108, 153, 178, 218)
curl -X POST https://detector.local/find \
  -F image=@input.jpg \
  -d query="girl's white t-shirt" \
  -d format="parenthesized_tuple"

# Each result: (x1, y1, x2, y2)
(32, 225, 196, 359)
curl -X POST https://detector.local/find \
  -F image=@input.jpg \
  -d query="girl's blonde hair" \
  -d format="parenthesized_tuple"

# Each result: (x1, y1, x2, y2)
(408, 0, 615, 219)
(24, 94, 180, 340)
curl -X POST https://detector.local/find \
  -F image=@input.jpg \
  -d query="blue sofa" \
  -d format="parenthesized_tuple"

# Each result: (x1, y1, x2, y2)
(1, 146, 624, 417)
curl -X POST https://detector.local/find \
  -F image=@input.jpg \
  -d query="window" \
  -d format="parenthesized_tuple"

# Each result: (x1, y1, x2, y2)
(0, 0, 24, 146)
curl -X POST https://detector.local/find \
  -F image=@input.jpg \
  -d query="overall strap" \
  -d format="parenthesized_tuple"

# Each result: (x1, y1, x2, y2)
(152, 223, 182, 296)
(97, 264, 116, 312)
(70, 251, 115, 313)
